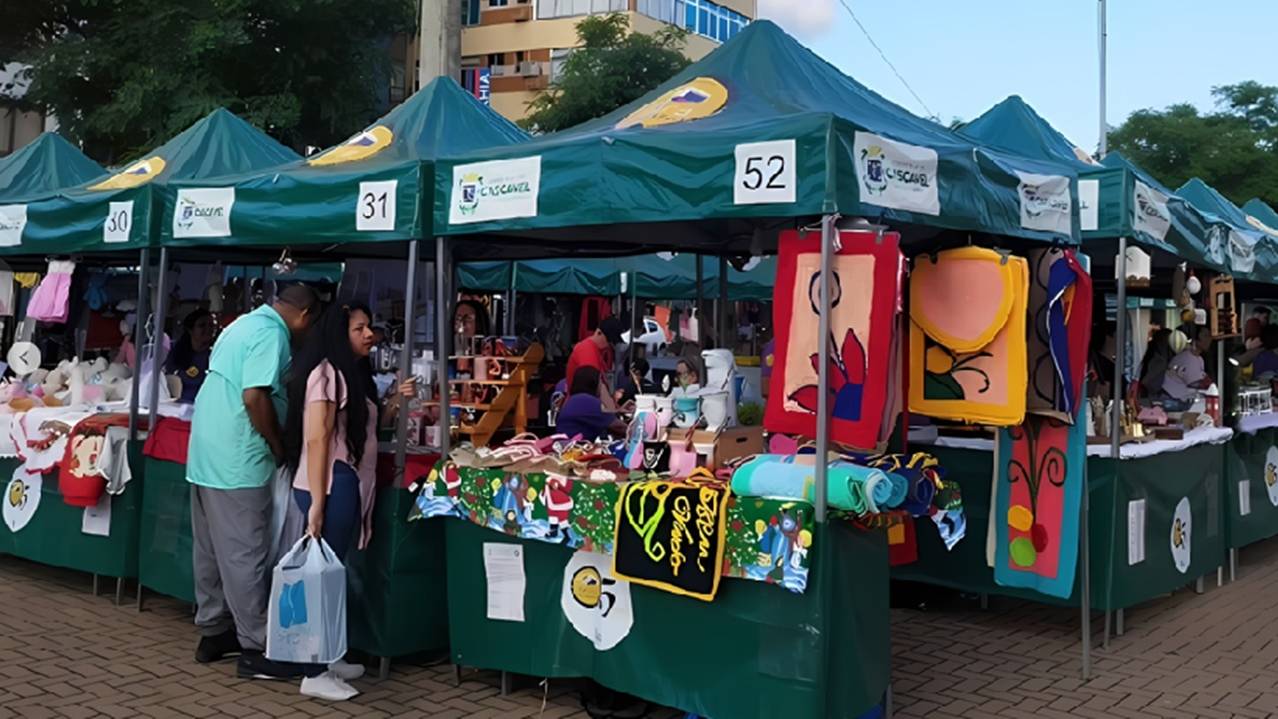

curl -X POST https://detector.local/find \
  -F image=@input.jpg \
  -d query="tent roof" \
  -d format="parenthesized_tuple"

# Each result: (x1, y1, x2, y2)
(10, 108, 301, 256)
(0, 132, 106, 202)
(1244, 198, 1278, 235)
(1177, 177, 1278, 282)
(959, 95, 1099, 171)
(458, 254, 774, 300)
(433, 20, 1078, 255)
(160, 77, 529, 249)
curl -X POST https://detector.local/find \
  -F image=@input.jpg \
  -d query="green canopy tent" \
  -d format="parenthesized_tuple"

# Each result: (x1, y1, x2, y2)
(432, 21, 1080, 255)
(159, 77, 527, 251)
(12, 108, 300, 255)
(958, 96, 1244, 275)
(1243, 198, 1278, 238)
(457, 254, 775, 300)
(423, 20, 1097, 716)
(1176, 177, 1278, 282)
(0, 132, 106, 201)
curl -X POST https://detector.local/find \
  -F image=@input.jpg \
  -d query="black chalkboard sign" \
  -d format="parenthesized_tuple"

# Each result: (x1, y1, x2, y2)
(611, 482, 728, 601)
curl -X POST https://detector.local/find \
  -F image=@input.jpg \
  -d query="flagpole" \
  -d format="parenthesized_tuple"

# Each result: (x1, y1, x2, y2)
(1098, 0, 1108, 158)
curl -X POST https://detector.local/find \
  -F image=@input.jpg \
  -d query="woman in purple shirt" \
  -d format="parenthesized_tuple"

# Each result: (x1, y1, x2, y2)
(556, 366, 627, 440)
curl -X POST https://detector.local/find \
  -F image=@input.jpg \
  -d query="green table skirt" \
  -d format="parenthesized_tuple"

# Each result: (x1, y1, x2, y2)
(0, 445, 144, 579)
(895, 442, 1226, 611)
(135, 457, 448, 658)
(445, 518, 889, 719)
(1224, 428, 1278, 550)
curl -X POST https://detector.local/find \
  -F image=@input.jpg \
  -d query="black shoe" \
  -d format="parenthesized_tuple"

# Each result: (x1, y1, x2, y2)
(236, 650, 306, 681)
(195, 628, 242, 664)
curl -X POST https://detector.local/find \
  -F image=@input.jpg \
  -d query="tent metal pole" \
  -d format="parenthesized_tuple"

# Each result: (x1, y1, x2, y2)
(814, 215, 835, 523)
(718, 256, 729, 350)
(128, 248, 151, 441)
(1111, 239, 1127, 457)
(435, 237, 451, 458)
(1098, 0, 1108, 158)
(695, 255, 704, 346)
(506, 262, 517, 336)
(395, 239, 420, 480)
(146, 247, 171, 421)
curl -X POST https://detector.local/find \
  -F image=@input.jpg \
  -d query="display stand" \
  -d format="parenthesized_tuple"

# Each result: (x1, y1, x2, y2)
(445, 517, 888, 719)
(446, 342, 544, 447)
(0, 443, 146, 599)
(896, 441, 1227, 616)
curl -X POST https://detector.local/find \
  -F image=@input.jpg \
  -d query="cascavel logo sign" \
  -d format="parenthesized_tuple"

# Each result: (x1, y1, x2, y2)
(448, 157, 541, 225)
(172, 188, 235, 239)
(852, 132, 940, 215)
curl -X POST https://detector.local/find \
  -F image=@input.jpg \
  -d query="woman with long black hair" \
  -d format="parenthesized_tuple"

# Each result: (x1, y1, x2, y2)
(282, 301, 412, 700)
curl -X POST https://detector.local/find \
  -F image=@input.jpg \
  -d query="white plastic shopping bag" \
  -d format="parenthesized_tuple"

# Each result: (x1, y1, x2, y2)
(265, 536, 347, 665)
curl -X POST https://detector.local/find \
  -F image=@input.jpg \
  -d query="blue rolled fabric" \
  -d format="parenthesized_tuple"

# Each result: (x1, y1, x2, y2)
(731, 454, 893, 514)
(883, 471, 909, 509)
(900, 469, 936, 516)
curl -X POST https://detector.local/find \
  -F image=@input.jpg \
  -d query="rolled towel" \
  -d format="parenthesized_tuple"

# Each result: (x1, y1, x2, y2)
(731, 454, 891, 514)
(883, 471, 909, 509)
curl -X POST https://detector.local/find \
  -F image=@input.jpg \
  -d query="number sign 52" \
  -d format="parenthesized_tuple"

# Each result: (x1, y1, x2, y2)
(733, 140, 796, 205)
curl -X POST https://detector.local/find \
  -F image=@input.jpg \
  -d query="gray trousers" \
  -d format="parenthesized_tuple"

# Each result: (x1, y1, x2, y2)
(190, 484, 271, 652)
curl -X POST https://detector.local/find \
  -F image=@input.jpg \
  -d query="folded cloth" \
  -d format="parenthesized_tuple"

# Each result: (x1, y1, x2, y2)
(58, 413, 132, 507)
(901, 469, 936, 516)
(884, 471, 909, 509)
(143, 416, 191, 464)
(731, 454, 892, 514)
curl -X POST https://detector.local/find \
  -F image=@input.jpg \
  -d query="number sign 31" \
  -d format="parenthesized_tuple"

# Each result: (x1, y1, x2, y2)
(733, 139, 796, 205)
(356, 180, 397, 231)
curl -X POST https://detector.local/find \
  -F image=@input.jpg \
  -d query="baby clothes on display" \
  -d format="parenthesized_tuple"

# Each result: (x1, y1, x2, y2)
(27, 260, 77, 323)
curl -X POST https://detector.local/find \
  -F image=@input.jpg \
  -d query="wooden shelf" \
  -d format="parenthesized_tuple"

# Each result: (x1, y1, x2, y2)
(425, 401, 491, 410)
(451, 379, 514, 386)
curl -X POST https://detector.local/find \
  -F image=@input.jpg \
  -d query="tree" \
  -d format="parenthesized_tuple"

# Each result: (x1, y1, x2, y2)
(2, 0, 416, 163)
(1108, 82, 1278, 208)
(521, 13, 690, 134)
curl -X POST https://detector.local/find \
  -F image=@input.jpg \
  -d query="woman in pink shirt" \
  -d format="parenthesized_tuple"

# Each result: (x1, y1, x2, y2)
(281, 301, 412, 700)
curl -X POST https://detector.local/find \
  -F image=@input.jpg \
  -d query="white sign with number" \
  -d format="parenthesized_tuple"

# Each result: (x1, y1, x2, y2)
(356, 180, 397, 231)
(103, 200, 134, 243)
(733, 140, 796, 205)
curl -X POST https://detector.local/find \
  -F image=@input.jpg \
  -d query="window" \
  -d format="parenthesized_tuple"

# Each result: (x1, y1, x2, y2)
(661, 0, 750, 43)
(515, 50, 526, 63)
(537, 0, 626, 20)
(462, 0, 481, 25)
(487, 53, 503, 67)
(489, 0, 509, 6)
(550, 48, 573, 81)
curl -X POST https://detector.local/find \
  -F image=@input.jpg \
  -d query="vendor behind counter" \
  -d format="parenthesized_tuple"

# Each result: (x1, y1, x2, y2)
(166, 309, 215, 403)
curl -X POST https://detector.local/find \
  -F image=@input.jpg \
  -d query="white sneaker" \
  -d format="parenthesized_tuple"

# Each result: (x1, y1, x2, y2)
(300, 671, 359, 701)
(328, 659, 366, 681)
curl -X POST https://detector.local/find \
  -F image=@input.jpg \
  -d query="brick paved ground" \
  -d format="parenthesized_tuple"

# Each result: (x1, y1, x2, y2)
(893, 534, 1278, 719)
(1, 536, 1276, 718)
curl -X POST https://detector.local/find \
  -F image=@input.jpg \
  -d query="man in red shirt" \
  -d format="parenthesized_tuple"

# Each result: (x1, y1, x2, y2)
(566, 317, 625, 408)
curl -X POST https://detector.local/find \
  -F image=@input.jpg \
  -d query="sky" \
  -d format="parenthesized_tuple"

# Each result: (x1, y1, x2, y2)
(756, 0, 1278, 153)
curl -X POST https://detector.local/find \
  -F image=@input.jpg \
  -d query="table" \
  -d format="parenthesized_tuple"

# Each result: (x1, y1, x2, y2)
(444, 517, 889, 719)
(896, 430, 1228, 613)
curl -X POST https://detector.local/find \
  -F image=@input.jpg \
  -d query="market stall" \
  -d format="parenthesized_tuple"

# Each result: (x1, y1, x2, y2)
(422, 20, 1085, 717)
(136, 78, 529, 666)
(892, 97, 1274, 650)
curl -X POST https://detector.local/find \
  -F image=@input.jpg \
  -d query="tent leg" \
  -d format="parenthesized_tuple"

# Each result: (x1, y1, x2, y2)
(1195, 576, 1205, 595)
(1217, 564, 1223, 588)
(500, 670, 511, 696)
(1230, 548, 1238, 582)
(1116, 608, 1124, 637)
(136, 584, 145, 613)
(378, 656, 390, 681)
(453, 664, 462, 687)
(395, 240, 420, 476)
(885, 683, 893, 718)
(979, 592, 988, 611)
(1102, 610, 1110, 650)
(114, 578, 123, 606)
(435, 237, 451, 457)
(146, 247, 172, 416)
(92, 574, 99, 597)
(813, 215, 835, 523)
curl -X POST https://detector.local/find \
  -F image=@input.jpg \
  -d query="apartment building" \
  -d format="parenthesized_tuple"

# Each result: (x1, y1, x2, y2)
(453, 0, 756, 122)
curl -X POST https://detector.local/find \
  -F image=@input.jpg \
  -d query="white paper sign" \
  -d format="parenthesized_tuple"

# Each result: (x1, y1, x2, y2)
(173, 188, 235, 238)
(1127, 499, 1146, 566)
(1079, 179, 1100, 231)
(1016, 171, 1073, 234)
(1266, 447, 1278, 507)
(1239, 480, 1252, 517)
(733, 139, 796, 205)
(1171, 497, 1192, 574)
(356, 180, 397, 231)
(1228, 228, 1257, 274)
(81, 494, 112, 537)
(1132, 180, 1171, 242)
(0, 204, 27, 247)
(449, 156, 541, 225)
(852, 131, 940, 215)
(3, 466, 41, 532)
(103, 200, 134, 243)
(483, 542, 525, 622)
(561, 551, 633, 651)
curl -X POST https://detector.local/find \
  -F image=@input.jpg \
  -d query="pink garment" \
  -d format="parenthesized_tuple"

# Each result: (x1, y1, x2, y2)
(293, 360, 379, 549)
(27, 261, 76, 323)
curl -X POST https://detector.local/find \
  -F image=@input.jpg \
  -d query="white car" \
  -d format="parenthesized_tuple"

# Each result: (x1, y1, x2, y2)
(622, 317, 668, 355)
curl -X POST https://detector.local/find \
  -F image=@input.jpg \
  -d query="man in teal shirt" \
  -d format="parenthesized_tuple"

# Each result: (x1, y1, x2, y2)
(188, 284, 318, 680)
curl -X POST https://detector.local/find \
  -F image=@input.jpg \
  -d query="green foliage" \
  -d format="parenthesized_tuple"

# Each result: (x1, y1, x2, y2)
(2, 0, 416, 163)
(521, 13, 690, 134)
(736, 401, 762, 426)
(1109, 82, 1278, 208)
